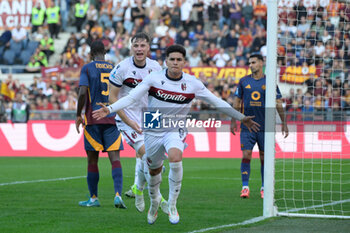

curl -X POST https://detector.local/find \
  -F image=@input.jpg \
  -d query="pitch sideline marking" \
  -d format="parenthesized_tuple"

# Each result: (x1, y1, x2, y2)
(188, 216, 267, 233)
(0, 175, 254, 187)
(0, 176, 86, 186)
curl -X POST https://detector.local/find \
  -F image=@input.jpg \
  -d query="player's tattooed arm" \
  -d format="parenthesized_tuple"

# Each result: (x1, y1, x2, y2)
(231, 97, 242, 135)
(276, 99, 289, 138)
(233, 97, 242, 112)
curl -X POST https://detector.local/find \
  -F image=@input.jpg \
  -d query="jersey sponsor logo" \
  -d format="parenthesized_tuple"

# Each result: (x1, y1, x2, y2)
(245, 84, 251, 89)
(132, 71, 136, 75)
(251, 91, 261, 101)
(250, 91, 262, 106)
(181, 83, 187, 91)
(148, 69, 153, 73)
(149, 87, 195, 104)
(123, 78, 142, 88)
(161, 81, 165, 85)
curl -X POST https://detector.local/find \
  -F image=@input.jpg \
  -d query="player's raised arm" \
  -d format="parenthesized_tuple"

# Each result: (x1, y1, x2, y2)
(196, 84, 260, 132)
(92, 81, 150, 120)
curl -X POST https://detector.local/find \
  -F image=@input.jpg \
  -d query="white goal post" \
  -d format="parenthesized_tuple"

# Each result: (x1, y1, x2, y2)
(264, 0, 350, 219)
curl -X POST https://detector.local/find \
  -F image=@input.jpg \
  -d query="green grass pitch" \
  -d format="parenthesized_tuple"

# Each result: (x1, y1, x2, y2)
(0, 157, 349, 233)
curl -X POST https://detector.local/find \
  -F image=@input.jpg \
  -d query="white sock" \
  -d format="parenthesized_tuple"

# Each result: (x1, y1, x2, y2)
(148, 173, 162, 203)
(143, 160, 163, 197)
(136, 159, 147, 191)
(168, 161, 183, 207)
(134, 157, 142, 185)
(143, 157, 150, 183)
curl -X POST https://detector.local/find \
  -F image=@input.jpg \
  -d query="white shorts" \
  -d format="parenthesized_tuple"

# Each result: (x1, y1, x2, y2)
(145, 129, 187, 169)
(116, 120, 144, 153)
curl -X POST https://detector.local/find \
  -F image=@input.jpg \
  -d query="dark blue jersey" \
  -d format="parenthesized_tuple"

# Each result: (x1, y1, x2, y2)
(235, 75, 282, 130)
(79, 61, 116, 125)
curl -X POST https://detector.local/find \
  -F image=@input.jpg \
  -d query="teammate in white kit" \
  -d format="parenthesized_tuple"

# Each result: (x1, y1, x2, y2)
(93, 44, 260, 225)
(108, 32, 167, 213)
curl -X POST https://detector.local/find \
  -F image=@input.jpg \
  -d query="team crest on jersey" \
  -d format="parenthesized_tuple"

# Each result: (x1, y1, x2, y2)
(262, 85, 266, 90)
(131, 131, 137, 139)
(132, 71, 136, 75)
(179, 128, 185, 138)
(161, 81, 165, 85)
(181, 83, 187, 91)
(148, 69, 152, 73)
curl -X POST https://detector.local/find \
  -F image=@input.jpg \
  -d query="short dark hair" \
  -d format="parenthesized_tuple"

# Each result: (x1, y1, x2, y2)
(249, 53, 264, 61)
(166, 44, 186, 58)
(90, 40, 106, 58)
(131, 32, 151, 44)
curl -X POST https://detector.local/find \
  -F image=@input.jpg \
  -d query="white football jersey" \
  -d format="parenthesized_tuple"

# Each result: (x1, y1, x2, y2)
(109, 56, 162, 125)
(108, 69, 245, 136)
(126, 69, 244, 135)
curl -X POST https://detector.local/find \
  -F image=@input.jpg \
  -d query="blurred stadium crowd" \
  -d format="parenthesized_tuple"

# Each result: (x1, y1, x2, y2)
(0, 0, 349, 122)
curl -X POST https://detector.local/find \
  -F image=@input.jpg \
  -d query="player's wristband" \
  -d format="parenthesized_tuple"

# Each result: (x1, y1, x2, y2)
(107, 105, 113, 114)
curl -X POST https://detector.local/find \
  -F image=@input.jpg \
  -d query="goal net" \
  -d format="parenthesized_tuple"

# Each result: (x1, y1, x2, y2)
(266, 0, 350, 219)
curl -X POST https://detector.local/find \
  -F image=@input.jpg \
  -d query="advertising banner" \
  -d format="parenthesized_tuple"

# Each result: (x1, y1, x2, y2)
(0, 0, 50, 29)
(1, 121, 349, 159)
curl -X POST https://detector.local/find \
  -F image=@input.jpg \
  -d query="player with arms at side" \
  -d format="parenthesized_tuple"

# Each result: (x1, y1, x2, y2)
(231, 54, 289, 199)
(75, 41, 126, 208)
(108, 32, 167, 213)
(93, 44, 260, 224)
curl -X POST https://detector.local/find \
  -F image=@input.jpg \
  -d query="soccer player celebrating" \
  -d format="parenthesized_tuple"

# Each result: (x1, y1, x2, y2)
(108, 32, 167, 213)
(75, 40, 126, 208)
(232, 54, 289, 199)
(92, 44, 260, 224)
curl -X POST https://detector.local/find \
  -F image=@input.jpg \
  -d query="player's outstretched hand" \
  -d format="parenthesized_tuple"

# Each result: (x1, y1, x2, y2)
(241, 116, 260, 133)
(230, 118, 238, 135)
(75, 115, 83, 133)
(129, 120, 143, 134)
(92, 103, 110, 120)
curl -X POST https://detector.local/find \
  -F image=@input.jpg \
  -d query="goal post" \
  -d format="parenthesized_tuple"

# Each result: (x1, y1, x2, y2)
(264, 0, 350, 219)
(264, 0, 279, 218)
